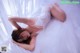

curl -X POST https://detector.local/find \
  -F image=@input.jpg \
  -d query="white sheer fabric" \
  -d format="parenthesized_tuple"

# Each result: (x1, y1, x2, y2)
(0, 0, 80, 53)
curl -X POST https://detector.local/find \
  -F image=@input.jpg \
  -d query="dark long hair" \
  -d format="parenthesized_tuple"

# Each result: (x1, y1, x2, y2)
(12, 29, 31, 44)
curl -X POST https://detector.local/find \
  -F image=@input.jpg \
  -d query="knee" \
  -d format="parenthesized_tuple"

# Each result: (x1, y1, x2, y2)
(59, 11, 66, 22)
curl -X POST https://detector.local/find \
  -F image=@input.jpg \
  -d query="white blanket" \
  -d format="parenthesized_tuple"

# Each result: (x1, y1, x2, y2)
(0, 1, 80, 53)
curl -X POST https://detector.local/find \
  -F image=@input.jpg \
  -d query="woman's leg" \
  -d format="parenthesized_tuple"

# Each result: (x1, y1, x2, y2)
(50, 3, 66, 22)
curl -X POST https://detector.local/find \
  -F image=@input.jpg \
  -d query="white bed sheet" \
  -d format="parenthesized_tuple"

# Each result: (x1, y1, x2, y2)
(5, 20, 80, 53)
(1, 2, 80, 53)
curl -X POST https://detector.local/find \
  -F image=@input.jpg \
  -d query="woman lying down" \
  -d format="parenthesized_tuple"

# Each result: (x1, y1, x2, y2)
(9, 3, 66, 51)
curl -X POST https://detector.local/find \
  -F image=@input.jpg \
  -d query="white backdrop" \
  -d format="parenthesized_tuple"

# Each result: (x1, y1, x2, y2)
(0, 0, 80, 53)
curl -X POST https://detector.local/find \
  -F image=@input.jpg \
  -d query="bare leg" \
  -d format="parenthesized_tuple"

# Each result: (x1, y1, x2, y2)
(50, 3, 66, 22)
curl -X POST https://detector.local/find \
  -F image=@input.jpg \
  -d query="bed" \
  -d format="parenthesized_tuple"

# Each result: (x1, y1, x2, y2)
(0, 0, 80, 53)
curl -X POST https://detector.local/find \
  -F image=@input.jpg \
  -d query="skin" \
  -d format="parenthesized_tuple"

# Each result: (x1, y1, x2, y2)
(19, 30, 30, 40)
(19, 30, 38, 41)
(50, 3, 66, 22)
(13, 30, 38, 51)
(9, 17, 41, 51)
(13, 35, 36, 51)
(9, 3, 66, 51)
(9, 17, 43, 32)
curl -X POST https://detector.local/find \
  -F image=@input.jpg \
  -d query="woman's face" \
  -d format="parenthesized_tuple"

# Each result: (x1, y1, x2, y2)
(20, 30, 30, 40)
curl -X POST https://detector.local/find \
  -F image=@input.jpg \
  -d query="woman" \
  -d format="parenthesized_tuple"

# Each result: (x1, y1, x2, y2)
(12, 29, 37, 51)
(9, 3, 66, 51)
(9, 3, 66, 34)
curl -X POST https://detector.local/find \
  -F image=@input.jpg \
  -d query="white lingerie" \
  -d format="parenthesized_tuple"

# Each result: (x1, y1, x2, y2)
(26, 6, 51, 28)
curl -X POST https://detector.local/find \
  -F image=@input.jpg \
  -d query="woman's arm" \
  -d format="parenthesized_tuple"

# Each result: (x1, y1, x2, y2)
(9, 17, 35, 29)
(50, 3, 66, 22)
(9, 17, 21, 29)
(13, 37, 36, 51)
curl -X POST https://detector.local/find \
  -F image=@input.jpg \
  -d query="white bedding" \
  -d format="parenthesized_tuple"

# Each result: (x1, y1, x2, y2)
(0, 0, 80, 53)
(9, 4, 80, 53)
(5, 19, 80, 53)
